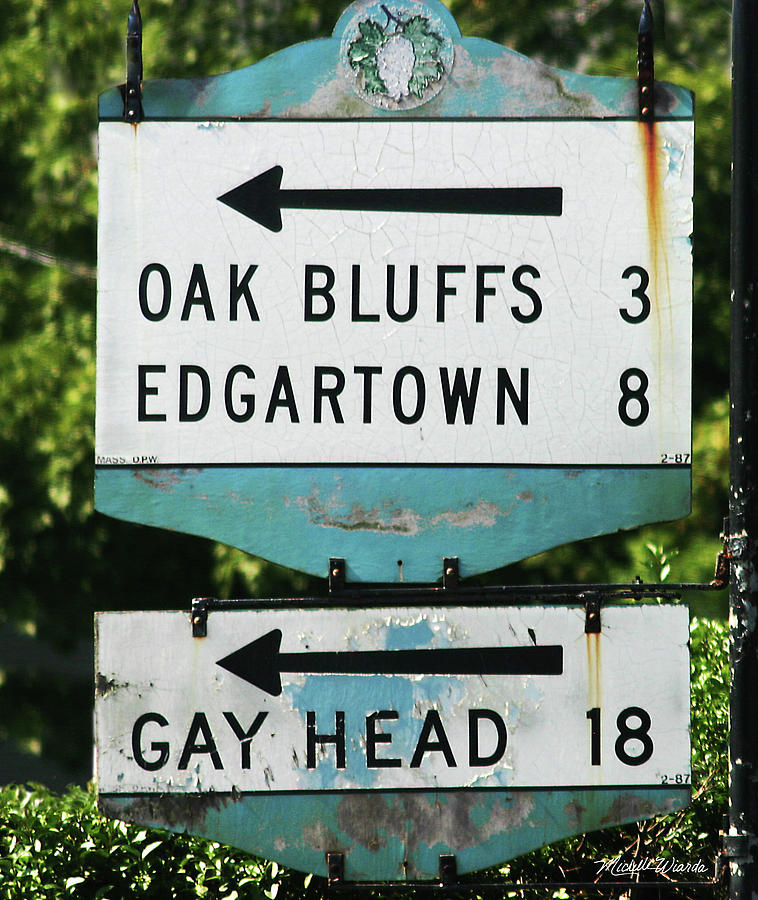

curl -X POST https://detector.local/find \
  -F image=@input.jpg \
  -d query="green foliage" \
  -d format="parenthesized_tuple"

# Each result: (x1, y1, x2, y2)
(348, 13, 445, 98)
(404, 17, 445, 96)
(0, 782, 316, 899)
(348, 19, 387, 93)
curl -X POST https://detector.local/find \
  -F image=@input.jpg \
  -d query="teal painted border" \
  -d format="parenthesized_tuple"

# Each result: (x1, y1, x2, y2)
(99, 0, 693, 121)
(96, 466, 690, 582)
(96, 0, 694, 579)
(100, 787, 690, 881)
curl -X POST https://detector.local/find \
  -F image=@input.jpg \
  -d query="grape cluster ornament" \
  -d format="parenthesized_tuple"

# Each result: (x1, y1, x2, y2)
(343, 2, 453, 109)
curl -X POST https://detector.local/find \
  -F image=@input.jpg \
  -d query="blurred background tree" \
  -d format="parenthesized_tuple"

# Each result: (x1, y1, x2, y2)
(0, 0, 730, 797)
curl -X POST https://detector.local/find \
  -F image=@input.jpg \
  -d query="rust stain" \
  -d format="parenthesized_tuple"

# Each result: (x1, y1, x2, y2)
(639, 120, 671, 415)
(585, 632, 602, 712)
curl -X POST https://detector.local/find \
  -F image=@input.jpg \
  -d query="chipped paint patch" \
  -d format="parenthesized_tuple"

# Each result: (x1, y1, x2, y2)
(296, 493, 513, 533)
(430, 500, 502, 528)
(297, 492, 422, 534)
(95, 673, 127, 698)
(100, 791, 237, 831)
(133, 468, 200, 492)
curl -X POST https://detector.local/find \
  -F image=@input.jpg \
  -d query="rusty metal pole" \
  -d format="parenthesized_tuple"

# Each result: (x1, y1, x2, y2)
(729, 0, 758, 896)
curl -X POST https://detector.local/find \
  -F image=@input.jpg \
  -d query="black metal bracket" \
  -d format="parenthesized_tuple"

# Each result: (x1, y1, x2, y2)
(723, 832, 751, 860)
(123, 0, 143, 122)
(584, 596, 602, 633)
(638, 0, 655, 121)
(329, 558, 346, 593)
(191, 597, 210, 637)
(439, 854, 458, 887)
(443, 557, 459, 590)
(327, 852, 345, 887)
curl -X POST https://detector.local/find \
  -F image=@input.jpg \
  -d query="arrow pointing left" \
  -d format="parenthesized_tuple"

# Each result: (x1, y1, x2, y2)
(216, 629, 564, 696)
(217, 165, 564, 233)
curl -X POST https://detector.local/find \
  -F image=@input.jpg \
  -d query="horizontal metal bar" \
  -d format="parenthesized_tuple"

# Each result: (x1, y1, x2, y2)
(193, 579, 723, 614)
(328, 879, 719, 894)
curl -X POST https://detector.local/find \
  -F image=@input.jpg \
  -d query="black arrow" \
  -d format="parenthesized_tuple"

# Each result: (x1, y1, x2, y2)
(216, 629, 563, 696)
(217, 165, 563, 233)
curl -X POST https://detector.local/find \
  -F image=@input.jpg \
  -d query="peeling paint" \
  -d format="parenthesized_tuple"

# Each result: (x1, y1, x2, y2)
(299, 496, 421, 534)
(599, 790, 679, 826)
(333, 790, 536, 872)
(430, 501, 503, 528)
(297, 494, 511, 533)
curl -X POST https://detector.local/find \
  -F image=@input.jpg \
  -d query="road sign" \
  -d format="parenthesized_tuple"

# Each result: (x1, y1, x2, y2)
(97, 119, 690, 470)
(96, 604, 690, 879)
(95, 0, 694, 582)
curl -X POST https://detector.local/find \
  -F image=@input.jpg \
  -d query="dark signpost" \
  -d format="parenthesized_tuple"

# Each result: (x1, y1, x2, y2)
(729, 0, 758, 897)
(92, 0, 716, 890)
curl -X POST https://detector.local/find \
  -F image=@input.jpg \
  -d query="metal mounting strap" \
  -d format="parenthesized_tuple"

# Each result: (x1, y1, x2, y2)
(584, 597, 601, 633)
(443, 557, 459, 590)
(329, 558, 346, 593)
(124, 0, 144, 122)
(191, 597, 210, 637)
(723, 833, 751, 859)
(327, 851, 345, 886)
(637, 0, 655, 121)
(439, 854, 458, 887)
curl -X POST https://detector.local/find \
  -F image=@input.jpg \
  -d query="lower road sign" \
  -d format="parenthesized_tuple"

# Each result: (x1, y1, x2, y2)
(95, 603, 690, 880)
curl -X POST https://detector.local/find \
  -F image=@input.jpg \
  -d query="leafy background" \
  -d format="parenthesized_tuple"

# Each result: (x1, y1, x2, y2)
(0, 0, 731, 894)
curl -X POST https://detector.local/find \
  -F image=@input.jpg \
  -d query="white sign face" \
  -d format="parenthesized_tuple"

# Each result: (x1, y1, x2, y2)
(96, 605, 690, 795)
(96, 120, 692, 468)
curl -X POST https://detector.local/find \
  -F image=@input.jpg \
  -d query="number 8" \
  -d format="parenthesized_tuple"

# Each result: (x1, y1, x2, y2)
(618, 368, 649, 426)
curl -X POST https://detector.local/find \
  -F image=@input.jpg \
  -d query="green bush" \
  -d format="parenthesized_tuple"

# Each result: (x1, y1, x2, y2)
(0, 782, 320, 900)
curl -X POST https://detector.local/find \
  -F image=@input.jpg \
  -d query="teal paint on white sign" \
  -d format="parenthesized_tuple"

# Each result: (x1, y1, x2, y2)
(96, 603, 691, 880)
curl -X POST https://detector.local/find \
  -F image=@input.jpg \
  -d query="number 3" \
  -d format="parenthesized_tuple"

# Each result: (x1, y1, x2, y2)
(621, 266, 651, 323)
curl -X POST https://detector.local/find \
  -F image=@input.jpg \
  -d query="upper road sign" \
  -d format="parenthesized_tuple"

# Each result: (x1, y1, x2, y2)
(96, 603, 690, 880)
(95, 0, 694, 581)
